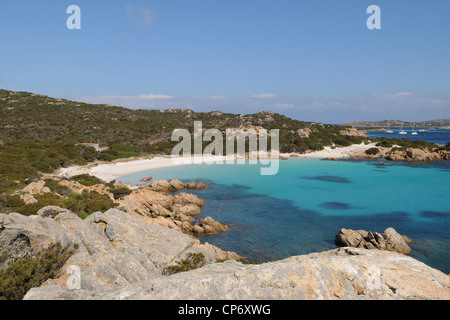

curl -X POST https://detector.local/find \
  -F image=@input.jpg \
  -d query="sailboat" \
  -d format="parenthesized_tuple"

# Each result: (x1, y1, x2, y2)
(399, 124, 407, 135)
(411, 123, 418, 135)
(386, 120, 394, 133)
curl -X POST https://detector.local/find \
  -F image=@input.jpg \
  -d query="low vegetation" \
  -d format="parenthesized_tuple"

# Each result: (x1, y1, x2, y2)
(374, 137, 438, 151)
(0, 175, 122, 218)
(108, 187, 132, 200)
(365, 147, 380, 155)
(163, 252, 206, 275)
(0, 89, 368, 202)
(0, 243, 76, 300)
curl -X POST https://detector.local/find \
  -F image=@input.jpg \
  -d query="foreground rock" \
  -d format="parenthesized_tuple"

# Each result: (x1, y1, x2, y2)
(335, 228, 412, 254)
(0, 207, 239, 293)
(24, 247, 450, 300)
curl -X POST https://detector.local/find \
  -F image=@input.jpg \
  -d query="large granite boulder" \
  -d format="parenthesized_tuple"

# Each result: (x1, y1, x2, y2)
(148, 179, 171, 192)
(0, 207, 216, 292)
(24, 247, 450, 300)
(22, 180, 51, 195)
(169, 179, 185, 191)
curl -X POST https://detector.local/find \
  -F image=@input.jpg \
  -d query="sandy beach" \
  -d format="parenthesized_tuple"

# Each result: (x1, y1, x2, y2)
(57, 142, 377, 182)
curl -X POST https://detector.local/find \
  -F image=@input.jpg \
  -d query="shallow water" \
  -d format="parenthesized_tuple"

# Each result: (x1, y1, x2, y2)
(120, 158, 450, 273)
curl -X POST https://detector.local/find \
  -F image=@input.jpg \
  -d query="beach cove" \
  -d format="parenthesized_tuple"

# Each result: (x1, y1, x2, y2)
(57, 144, 450, 274)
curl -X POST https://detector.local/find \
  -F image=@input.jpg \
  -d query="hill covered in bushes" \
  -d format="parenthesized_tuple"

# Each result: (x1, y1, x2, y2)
(0, 89, 369, 194)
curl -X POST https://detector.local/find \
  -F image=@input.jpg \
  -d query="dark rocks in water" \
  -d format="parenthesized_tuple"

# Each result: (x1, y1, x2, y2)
(420, 211, 450, 219)
(335, 227, 412, 254)
(302, 175, 351, 184)
(320, 202, 352, 210)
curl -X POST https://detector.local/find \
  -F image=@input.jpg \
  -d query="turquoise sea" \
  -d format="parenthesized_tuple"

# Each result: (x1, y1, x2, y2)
(120, 159, 450, 273)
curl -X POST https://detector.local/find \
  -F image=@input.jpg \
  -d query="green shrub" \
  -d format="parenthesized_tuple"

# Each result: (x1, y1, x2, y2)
(163, 253, 206, 275)
(376, 139, 393, 148)
(70, 174, 104, 186)
(44, 179, 70, 195)
(365, 148, 380, 155)
(333, 136, 352, 147)
(0, 243, 76, 300)
(237, 258, 261, 265)
(108, 187, 132, 200)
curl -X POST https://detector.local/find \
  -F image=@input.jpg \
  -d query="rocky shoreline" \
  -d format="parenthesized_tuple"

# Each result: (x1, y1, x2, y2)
(14, 176, 230, 237)
(120, 179, 229, 235)
(350, 146, 450, 162)
(1, 206, 449, 300)
(2, 156, 450, 300)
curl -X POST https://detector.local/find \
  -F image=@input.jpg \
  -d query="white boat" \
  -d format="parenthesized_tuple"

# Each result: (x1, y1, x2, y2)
(399, 127, 407, 135)
(386, 120, 394, 133)
(411, 123, 418, 135)
(419, 129, 428, 133)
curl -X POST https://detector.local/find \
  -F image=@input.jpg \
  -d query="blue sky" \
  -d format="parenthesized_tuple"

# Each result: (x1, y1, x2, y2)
(0, 0, 449, 123)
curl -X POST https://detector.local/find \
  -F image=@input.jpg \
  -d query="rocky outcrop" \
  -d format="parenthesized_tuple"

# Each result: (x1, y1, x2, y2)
(350, 147, 448, 162)
(185, 181, 209, 190)
(339, 127, 367, 137)
(21, 180, 51, 195)
(0, 207, 239, 295)
(192, 217, 229, 235)
(24, 247, 450, 300)
(148, 179, 171, 192)
(148, 179, 209, 193)
(335, 228, 411, 254)
(297, 128, 312, 138)
(118, 186, 228, 235)
(387, 148, 442, 162)
(3, 208, 449, 300)
(20, 193, 38, 205)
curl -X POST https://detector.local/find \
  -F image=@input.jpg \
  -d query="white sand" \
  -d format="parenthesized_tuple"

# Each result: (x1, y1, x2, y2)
(56, 143, 376, 182)
(284, 142, 377, 159)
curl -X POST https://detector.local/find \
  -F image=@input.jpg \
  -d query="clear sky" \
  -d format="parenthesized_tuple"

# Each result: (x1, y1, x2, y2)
(0, 0, 449, 123)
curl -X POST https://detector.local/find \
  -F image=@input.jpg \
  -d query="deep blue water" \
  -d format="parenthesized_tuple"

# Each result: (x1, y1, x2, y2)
(120, 159, 450, 273)
(365, 129, 450, 145)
